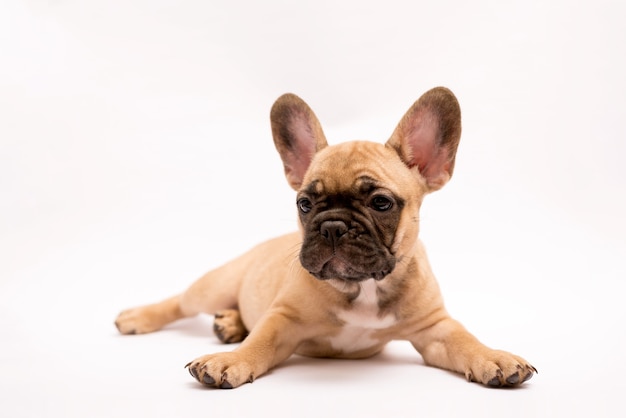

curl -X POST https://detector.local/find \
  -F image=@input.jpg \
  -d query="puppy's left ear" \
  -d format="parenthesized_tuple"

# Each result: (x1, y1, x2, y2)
(386, 87, 462, 192)
(271, 93, 329, 190)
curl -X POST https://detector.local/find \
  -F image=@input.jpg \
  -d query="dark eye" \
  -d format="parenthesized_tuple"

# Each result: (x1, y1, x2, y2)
(297, 198, 313, 214)
(370, 195, 393, 212)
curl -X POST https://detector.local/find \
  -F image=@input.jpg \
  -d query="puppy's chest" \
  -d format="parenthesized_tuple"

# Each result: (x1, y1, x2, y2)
(328, 281, 397, 353)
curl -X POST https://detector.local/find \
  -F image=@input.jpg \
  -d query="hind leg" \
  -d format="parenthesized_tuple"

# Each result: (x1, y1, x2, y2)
(115, 265, 241, 335)
(115, 295, 185, 335)
(213, 309, 248, 343)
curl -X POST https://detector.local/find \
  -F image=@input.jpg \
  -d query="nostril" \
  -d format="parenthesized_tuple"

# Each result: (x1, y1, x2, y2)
(320, 221, 348, 243)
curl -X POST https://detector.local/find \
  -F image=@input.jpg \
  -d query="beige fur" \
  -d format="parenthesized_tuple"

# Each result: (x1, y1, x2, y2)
(115, 87, 536, 389)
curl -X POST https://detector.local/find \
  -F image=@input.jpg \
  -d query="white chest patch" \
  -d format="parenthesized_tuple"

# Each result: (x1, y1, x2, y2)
(328, 280, 397, 352)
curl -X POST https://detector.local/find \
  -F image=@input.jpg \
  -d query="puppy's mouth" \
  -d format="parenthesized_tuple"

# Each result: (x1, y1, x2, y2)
(299, 217, 397, 282)
(307, 255, 394, 282)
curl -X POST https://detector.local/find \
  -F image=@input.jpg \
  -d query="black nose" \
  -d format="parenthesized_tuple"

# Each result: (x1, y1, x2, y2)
(320, 221, 348, 247)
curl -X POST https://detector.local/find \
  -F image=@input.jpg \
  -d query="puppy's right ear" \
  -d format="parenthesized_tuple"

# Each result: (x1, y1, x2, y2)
(271, 93, 328, 190)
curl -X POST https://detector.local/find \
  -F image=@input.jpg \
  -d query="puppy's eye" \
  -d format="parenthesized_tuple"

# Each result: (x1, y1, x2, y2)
(370, 195, 393, 212)
(297, 198, 313, 214)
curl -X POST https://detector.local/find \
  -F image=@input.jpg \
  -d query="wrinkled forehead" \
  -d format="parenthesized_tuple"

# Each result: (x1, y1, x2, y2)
(300, 141, 422, 196)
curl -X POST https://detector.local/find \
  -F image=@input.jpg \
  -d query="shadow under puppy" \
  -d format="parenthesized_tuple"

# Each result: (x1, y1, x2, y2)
(115, 87, 536, 389)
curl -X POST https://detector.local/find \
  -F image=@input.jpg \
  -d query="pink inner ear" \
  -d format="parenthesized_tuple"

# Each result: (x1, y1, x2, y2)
(285, 149, 312, 187)
(420, 150, 451, 187)
(405, 109, 442, 169)
(283, 114, 318, 187)
(402, 109, 453, 190)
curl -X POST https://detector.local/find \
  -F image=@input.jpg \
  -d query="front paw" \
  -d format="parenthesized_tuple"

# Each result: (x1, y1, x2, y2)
(464, 350, 537, 388)
(186, 352, 255, 389)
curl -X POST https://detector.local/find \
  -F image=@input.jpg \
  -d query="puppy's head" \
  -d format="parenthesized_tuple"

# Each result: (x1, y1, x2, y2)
(271, 88, 461, 284)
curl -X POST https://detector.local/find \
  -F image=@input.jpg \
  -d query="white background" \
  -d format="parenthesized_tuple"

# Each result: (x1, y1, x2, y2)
(1, 1, 625, 417)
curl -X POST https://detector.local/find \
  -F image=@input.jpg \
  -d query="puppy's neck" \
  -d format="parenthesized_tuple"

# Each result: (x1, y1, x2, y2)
(352, 279, 380, 306)
(326, 278, 381, 306)
(328, 278, 397, 354)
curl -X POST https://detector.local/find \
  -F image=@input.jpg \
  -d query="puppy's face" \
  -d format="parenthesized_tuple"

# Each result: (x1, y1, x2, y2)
(296, 141, 425, 282)
(270, 87, 461, 286)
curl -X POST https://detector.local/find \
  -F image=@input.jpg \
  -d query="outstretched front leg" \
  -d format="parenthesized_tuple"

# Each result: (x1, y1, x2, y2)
(411, 317, 537, 387)
(186, 306, 305, 389)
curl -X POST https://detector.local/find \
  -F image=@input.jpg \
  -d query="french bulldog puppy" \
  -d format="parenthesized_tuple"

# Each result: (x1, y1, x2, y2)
(115, 87, 536, 389)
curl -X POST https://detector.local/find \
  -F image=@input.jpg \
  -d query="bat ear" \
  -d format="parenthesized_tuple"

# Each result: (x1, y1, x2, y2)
(270, 93, 329, 190)
(386, 87, 462, 192)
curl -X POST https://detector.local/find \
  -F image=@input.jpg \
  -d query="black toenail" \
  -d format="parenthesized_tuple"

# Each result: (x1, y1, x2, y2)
(488, 376, 502, 387)
(506, 372, 520, 385)
(203, 374, 216, 385)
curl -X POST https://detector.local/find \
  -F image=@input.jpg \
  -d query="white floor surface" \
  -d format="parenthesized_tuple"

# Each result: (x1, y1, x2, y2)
(2, 1, 625, 417)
